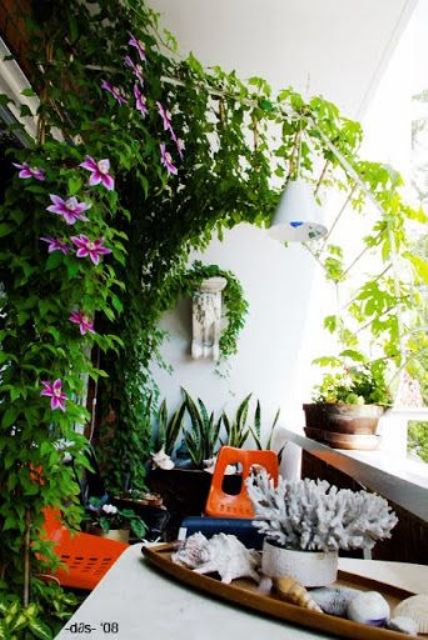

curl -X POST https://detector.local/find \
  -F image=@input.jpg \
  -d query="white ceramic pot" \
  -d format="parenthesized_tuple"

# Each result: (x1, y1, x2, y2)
(262, 539, 338, 587)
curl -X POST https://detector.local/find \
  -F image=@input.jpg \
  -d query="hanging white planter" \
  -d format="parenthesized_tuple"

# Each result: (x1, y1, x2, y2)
(262, 539, 338, 587)
(268, 178, 327, 243)
(191, 277, 227, 361)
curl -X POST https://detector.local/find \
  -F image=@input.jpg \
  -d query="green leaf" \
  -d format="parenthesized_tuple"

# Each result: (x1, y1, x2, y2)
(2, 406, 19, 428)
(405, 253, 428, 284)
(20, 104, 33, 118)
(254, 400, 261, 437)
(67, 175, 83, 196)
(21, 87, 37, 97)
(0, 223, 14, 238)
(45, 251, 64, 271)
(29, 617, 53, 639)
(339, 349, 366, 362)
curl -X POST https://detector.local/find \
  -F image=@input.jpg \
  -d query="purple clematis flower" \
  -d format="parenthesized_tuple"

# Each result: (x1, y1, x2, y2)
(79, 156, 115, 191)
(124, 55, 144, 85)
(160, 143, 177, 176)
(134, 84, 148, 117)
(101, 79, 128, 105)
(128, 32, 146, 62)
(47, 195, 91, 225)
(40, 236, 69, 254)
(13, 162, 45, 181)
(41, 379, 67, 412)
(71, 235, 112, 265)
(69, 310, 95, 335)
(156, 102, 173, 132)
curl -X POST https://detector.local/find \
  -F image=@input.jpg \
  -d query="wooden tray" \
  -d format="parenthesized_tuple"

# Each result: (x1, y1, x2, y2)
(142, 543, 422, 640)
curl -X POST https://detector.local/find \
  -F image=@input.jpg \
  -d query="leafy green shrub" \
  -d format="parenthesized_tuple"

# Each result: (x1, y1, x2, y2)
(408, 421, 428, 462)
(312, 354, 392, 405)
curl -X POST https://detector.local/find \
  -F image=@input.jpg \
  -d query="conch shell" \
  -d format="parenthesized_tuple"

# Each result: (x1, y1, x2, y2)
(273, 576, 323, 613)
(151, 447, 174, 470)
(203, 457, 236, 475)
(172, 532, 260, 584)
(394, 594, 428, 634)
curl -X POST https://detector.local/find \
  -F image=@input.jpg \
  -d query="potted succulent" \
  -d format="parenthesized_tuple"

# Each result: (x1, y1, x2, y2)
(247, 469, 397, 587)
(303, 355, 392, 448)
(148, 390, 282, 538)
(86, 497, 147, 543)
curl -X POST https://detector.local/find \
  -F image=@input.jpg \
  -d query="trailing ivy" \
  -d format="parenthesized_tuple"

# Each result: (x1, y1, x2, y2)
(174, 260, 249, 360)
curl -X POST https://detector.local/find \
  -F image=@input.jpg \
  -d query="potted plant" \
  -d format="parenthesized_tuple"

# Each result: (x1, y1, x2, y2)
(303, 354, 392, 448)
(86, 498, 147, 543)
(247, 469, 397, 587)
(147, 390, 283, 538)
(148, 391, 222, 538)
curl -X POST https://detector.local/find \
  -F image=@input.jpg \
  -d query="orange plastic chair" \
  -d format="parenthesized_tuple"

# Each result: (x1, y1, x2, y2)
(205, 446, 279, 519)
(42, 507, 128, 590)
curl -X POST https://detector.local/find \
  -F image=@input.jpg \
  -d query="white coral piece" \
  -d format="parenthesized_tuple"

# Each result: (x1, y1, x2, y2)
(172, 532, 260, 584)
(246, 470, 397, 552)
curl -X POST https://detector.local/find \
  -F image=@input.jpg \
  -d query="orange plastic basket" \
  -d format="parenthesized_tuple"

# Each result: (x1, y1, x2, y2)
(43, 508, 128, 591)
(205, 446, 279, 518)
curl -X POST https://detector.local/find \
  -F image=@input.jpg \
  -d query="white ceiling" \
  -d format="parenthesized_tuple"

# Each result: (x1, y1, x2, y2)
(147, 0, 417, 118)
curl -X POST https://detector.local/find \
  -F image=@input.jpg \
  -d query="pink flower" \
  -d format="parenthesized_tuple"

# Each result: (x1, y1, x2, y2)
(101, 79, 128, 105)
(71, 234, 112, 265)
(13, 162, 45, 181)
(79, 156, 115, 191)
(40, 236, 69, 254)
(156, 102, 173, 132)
(41, 379, 67, 412)
(124, 55, 144, 85)
(134, 84, 148, 117)
(47, 195, 91, 225)
(128, 32, 146, 62)
(69, 310, 95, 335)
(160, 143, 177, 176)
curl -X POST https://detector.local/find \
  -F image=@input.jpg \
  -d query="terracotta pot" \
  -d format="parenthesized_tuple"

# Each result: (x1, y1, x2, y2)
(323, 431, 379, 450)
(323, 403, 384, 435)
(302, 403, 326, 430)
(303, 403, 384, 436)
(262, 539, 338, 587)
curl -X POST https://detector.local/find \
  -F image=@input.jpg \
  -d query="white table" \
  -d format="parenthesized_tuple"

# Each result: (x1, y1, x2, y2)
(56, 545, 428, 640)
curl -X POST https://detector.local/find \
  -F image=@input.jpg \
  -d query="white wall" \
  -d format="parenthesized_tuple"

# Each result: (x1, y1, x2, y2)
(148, 0, 415, 118)
(152, 223, 327, 442)
(148, 0, 418, 453)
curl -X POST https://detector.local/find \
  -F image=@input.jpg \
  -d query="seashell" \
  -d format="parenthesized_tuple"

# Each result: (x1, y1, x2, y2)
(273, 576, 323, 613)
(347, 591, 390, 626)
(173, 532, 260, 584)
(257, 576, 273, 595)
(387, 616, 418, 636)
(151, 447, 174, 470)
(310, 587, 360, 616)
(172, 532, 209, 568)
(394, 594, 428, 634)
(203, 457, 236, 475)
